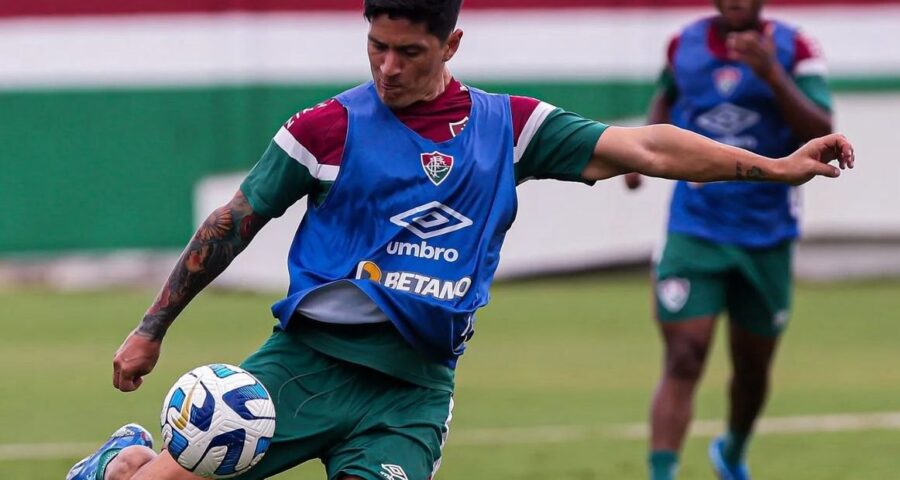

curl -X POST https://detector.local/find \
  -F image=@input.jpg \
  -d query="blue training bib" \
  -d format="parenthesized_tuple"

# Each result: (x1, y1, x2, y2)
(271, 82, 518, 367)
(668, 18, 803, 247)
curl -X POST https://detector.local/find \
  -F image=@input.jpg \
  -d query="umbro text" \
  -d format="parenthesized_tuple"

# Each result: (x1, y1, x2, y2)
(386, 241, 460, 262)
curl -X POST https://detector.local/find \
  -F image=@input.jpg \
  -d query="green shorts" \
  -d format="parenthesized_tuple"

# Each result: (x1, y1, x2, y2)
(654, 233, 793, 336)
(237, 327, 453, 480)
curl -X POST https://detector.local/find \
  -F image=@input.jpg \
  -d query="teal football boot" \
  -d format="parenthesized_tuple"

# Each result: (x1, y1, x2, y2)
(66, 424, 154, 480)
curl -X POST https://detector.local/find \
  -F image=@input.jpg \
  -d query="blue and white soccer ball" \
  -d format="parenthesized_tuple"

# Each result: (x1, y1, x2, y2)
(160, 364, 276, 478)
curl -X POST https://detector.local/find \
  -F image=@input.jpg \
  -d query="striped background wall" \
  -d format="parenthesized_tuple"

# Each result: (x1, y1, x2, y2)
(3, 0, 897, 16)
(2, 1, 899, 254)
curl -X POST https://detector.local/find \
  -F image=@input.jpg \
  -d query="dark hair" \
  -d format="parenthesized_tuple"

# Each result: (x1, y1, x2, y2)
(364, 0, 463, 41)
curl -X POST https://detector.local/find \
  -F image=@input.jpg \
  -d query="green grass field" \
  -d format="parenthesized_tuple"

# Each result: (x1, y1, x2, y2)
(3, 273, 899, 479)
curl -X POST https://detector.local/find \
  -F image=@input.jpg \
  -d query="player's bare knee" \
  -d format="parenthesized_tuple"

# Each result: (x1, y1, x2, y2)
(665, 339, 709, 381)
(105, 446, 156, 480)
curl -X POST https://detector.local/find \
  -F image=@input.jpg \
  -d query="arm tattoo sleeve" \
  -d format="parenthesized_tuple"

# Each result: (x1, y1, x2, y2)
(137, 190, 270, 341)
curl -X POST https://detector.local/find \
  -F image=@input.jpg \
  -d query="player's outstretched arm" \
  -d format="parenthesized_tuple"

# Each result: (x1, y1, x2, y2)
(623, 87, 674, 190)
(113, 189, 270, 392)
(582, 124, 854, 185)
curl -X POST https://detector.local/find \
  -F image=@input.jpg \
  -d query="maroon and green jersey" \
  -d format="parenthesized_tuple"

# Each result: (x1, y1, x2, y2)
(240, 78, 608, 391)
(658, 20, 832, 111)
(242, 78, 606, 217)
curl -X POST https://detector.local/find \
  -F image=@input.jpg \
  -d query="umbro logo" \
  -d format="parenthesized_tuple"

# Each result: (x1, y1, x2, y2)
(379, 464, 409, 480)
(695, 102, 760, 136)
(390, 201, 473, 240)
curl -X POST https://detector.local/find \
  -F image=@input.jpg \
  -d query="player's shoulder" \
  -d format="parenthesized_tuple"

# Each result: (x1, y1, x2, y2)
(766, 18, 827, 74)
(284, 98, 347, 138)
(509, 96, 558, 145)
(666, 16, 713, 57)
(664, 34, 682, 66)
(791, 27, 826, 62)
(510, 95, 541, 116)
(677, 16, 715, 37)
(281, 98, 348, 166)
(767, 18, 823, 51)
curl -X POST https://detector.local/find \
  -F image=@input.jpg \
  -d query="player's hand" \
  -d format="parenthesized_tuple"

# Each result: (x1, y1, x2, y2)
(727, 26, 779, 82)
(113, 330, 161, 392)
(779, 133, 855, 185)
(624, 172, 643, 190)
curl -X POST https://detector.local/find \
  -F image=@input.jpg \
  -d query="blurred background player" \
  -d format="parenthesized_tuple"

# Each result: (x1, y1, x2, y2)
(624, 1, 833, 479)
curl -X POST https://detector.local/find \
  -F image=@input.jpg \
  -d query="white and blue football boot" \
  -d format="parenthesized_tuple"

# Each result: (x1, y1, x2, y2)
(66, 423, 154, 480)
(708, 436, 751, 480)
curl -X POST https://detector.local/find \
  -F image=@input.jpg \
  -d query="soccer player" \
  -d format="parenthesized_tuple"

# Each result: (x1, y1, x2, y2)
(67, 1, 852, 479)
(624, 1, 834, 479)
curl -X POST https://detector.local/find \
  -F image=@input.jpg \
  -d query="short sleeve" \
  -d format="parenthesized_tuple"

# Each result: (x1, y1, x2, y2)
(241, 99, 348, 217)
(792, 31, 832, 112)
(795, 76, 832, 112)
(658, 67, 678, 103)
(240, 140, 315, 218)
(515, 108, 609, 184)
(659, 35, 680, 102)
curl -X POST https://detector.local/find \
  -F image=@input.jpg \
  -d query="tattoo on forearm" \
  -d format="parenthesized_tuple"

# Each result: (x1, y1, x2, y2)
(137, 191, 269, 341)
(747, 166, 765, 180)
(735, 161, 766, 181)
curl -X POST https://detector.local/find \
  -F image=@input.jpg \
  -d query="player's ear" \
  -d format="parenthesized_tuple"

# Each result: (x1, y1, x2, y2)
(443, 29, 463, 62)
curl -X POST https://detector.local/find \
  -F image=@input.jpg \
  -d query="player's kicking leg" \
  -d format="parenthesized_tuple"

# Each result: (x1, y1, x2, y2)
(66, 424, 152, 480)
(68, 433, 203, 480)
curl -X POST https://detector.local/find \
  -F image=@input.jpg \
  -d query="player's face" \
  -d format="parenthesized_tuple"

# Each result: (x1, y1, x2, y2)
(714, 0, 764, 30)
(367, 15, 461, 109)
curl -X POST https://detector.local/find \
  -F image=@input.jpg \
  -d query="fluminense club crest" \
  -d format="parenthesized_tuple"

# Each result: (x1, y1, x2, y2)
(713, 66, 742, 98)
(657, 277, 691, 313)
(421, 151, 454, 186)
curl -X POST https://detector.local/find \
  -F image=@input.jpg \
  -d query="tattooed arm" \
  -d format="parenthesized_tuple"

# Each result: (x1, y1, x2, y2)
(112, 189, 269, 392)
(581, 125, 854, 185)
(138, 190, 268, 340)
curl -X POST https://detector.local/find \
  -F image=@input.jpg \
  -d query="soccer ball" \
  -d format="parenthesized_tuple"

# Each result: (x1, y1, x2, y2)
(160, 364, 276, 478)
